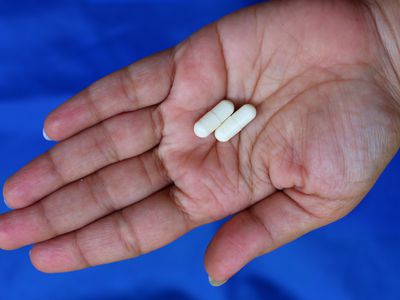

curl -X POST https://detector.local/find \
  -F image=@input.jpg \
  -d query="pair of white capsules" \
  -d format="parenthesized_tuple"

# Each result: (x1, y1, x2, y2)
(193, 100, 257, 142)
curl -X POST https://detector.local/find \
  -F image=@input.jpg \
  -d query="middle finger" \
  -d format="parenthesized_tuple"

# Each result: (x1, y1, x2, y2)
(0, 148, 170, 250)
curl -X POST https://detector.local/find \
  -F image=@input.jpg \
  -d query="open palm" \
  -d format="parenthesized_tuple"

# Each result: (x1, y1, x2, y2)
(1, 0, 399, 284)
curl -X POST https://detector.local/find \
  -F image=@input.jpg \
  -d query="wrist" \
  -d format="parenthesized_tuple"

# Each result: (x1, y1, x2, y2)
(363, 0, 400, 107)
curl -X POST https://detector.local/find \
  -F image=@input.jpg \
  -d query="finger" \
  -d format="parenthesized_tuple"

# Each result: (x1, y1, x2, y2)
(0, 149, 169, 250)
(204, 191, 329, 285)
(43, 49, 174, 141)
(3, 107, 162, 209)
(29, 187, 193, 273)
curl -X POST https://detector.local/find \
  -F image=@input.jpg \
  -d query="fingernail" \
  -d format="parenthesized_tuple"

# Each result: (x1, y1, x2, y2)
(208, 276, 227, 287)
(3, 198, 12, 209)
(2, 184, 13, 209)
(42, 128, 53, 141)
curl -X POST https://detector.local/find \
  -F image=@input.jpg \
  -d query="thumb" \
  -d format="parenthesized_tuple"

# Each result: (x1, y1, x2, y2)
(204, 191, 330, 285)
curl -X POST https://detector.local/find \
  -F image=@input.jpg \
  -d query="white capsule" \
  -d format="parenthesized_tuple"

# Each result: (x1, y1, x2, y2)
(215, 104, 257, 142)
(194, 100, 235, 138)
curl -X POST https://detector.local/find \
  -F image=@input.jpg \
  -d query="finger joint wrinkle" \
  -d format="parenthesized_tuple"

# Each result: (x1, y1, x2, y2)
(86, 172, 117, 213)
(96, 122, 122, 163)
(74, 231, 92, 268)
(47, 151, 68, 186)
(122, 66, 141, 108)
(247, 207, 275, 250)
(169, 187, 194, 231)
(115, 210, 144, 257)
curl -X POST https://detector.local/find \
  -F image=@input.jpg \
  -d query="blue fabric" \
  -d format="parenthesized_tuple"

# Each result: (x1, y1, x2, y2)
(0, 1, 399, 299)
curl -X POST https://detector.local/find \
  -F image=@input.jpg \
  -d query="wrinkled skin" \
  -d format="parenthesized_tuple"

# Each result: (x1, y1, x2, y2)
(1, 0, 399, 284)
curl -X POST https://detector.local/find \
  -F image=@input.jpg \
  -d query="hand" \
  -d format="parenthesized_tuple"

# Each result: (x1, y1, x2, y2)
(1, 0, 399, 284)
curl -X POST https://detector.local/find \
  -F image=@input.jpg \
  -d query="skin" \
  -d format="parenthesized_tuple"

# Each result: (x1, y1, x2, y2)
(1, 0, 400, 285)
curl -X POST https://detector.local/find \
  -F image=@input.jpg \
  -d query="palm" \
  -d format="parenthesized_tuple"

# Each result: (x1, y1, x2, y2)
(1, 0, 399, 283)
(163, 77, 391, 221)
(160, 1, 398, 223)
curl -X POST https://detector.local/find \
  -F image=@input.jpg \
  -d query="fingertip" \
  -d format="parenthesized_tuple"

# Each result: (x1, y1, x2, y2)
(0, 224, 19, 251)
(30, 236, 88, 273)
(204, 211, 266, 283)
(2, 179, 33, 210)
(208, 275, 227, 287)
(30, 246, 52, 273)
(30, 243, 65, 273)
(2, 198, 12, 210)
(42, 128, 53, 142)
(2, 180, 18, 210)
(204, 237, 232, 287)
(2, 182, 12, 210)
(43, 112, 62, 141)
(43, 111, 66, 142)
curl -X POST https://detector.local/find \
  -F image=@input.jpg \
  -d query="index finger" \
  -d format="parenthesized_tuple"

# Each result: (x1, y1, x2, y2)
(44, 49, 174, 141)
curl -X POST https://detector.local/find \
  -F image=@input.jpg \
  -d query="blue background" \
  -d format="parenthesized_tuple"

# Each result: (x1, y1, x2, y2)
(0, 0, 399, 299)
